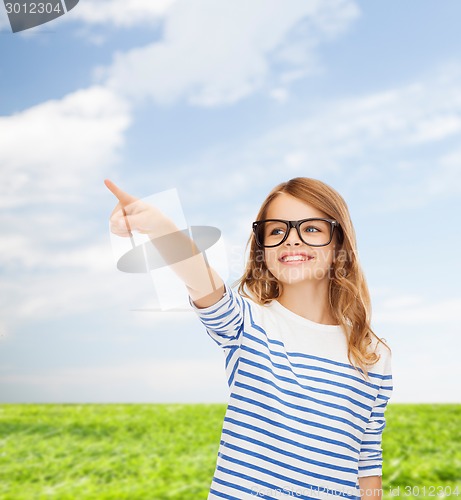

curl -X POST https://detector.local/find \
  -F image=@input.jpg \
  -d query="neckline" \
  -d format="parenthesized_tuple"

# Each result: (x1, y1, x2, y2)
(269, 300, 343, 333)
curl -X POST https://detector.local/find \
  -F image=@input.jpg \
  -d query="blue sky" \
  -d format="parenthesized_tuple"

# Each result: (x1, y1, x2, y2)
(1, 0, 460, 404)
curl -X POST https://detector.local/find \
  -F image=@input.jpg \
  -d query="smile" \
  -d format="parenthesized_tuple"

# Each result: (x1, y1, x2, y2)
(279, 253, 314, 263)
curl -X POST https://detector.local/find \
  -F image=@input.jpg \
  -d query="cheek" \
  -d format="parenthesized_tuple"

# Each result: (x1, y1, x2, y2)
(325, 246, 335, 264)
(318, 247, 335, 264)
(264, 250, 278, 268)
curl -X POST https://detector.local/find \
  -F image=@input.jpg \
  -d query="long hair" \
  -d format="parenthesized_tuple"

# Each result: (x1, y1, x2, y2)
(234, 177, 390, 381)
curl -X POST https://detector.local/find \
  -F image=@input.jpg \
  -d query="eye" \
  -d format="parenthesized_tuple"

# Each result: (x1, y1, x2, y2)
(304, 225, 320, 233)
(270, 227, 286, 236)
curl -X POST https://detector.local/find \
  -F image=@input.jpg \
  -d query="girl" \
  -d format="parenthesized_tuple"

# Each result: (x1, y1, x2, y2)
(105, 177, 393, 500)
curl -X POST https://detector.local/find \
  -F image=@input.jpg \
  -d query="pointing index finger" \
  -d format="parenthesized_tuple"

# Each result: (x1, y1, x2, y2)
(104, 179, 138, 206)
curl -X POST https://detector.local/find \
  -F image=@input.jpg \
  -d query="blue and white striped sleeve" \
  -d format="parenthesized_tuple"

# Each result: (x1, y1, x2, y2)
(189, 283, 245, 349)
(358, 345, 394, 477)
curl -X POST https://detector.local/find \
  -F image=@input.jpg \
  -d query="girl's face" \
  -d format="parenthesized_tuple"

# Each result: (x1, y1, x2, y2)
(263, 193, 337, 286)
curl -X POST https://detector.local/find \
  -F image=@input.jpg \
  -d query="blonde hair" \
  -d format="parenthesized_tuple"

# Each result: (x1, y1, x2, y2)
(235, 177, 390, 381)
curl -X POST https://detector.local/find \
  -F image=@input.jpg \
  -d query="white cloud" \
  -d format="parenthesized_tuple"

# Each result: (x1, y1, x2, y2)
(0, 6, 8, 29)
(379, 295, 425, 310)
(167, 62, 461, 217)
(420, 149, 461, 198)
(0, 0, 175, 35)
(0, 320, 8, 342)
(100, 0, 360, 106)
(0, 85, 131, 208)
(374, 296, 461, 325)
(0, 268, 123, 321)
(269, 88, 290, 103)
(391, 358, 460, 403)
(70, 0, 177, 27)
(255, 68, 461, 168)
(0, 237, 114, 272)
(0, 359, 229, 402)
(0, 86, 134, 332)
(407, 114, 461, 143)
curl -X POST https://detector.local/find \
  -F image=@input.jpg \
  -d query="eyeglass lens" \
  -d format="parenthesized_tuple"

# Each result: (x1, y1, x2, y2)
(255, 220, 333, 247)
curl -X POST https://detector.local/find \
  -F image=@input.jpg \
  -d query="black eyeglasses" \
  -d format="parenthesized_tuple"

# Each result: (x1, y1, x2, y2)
(252, 218, 343, 248)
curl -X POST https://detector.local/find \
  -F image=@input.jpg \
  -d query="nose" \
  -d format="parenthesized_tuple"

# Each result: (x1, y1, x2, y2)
(284, 227, 302, 246)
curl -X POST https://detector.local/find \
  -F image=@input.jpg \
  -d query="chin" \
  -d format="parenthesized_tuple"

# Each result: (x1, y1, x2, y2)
(272, 263, 334, 283)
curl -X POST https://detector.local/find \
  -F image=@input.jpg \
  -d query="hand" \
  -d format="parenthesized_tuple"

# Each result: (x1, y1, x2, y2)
(104, 179, 177, 238)
(104, 180, 225, 307)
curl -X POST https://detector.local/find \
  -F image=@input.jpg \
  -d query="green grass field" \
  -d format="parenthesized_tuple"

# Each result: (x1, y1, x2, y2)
(0, 404, 460, 499)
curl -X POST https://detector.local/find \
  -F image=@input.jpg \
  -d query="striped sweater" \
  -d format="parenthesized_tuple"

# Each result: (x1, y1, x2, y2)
(190, 284, 393, 500)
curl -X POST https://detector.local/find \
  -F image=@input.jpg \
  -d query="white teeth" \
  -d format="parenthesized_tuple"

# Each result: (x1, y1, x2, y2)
(282, 255, 306, 262)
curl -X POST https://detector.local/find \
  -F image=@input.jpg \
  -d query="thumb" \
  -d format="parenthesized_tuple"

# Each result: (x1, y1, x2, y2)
(104, 179, 138, 206)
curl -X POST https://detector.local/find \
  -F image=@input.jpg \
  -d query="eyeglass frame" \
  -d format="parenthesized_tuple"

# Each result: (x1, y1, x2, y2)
(252, 218, 343, 248)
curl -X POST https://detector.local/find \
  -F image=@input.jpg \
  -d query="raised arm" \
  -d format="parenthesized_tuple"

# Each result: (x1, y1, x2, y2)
(104, 179, 225, 308)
